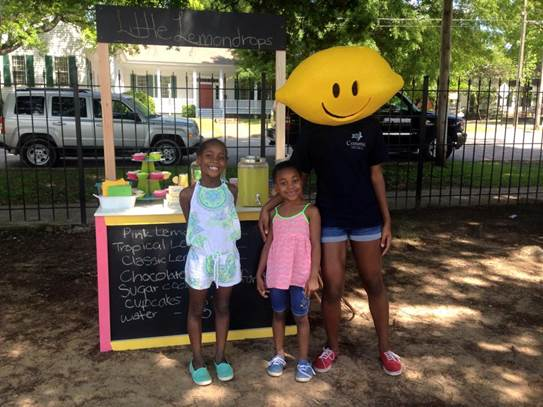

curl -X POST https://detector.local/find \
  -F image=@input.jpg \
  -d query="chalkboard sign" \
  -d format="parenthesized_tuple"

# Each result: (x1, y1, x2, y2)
(96, 5, 286, 50)
(107, 221, 272, 341)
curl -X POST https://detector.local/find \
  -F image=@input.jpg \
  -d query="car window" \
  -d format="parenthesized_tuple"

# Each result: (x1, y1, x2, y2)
(51, 97, 88, 118)
(379, 95, 411, 114)
(15, 96, 45, 115)
(93, 99, 136, 120)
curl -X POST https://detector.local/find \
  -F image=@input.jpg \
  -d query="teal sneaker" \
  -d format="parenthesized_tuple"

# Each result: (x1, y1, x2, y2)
(266, 354, 286, 377)
(214, 361, 234, 382)
(189, 361, 212, 386)
(295, 360, 315, 383)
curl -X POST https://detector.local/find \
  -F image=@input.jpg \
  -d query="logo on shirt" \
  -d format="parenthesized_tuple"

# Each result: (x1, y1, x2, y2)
(346, 131, 366, 150)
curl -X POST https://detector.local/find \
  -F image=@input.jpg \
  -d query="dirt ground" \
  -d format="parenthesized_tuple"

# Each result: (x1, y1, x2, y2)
(1, 205, 542, 407)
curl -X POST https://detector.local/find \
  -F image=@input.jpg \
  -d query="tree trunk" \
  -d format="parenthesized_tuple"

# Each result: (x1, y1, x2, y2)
(535, 56, 543, 130)
(436, 0, 453, 166)
(513, 0, 528, 126)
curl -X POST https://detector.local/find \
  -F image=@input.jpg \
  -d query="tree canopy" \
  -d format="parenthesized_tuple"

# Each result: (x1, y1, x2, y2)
(1, 0, 541, 82)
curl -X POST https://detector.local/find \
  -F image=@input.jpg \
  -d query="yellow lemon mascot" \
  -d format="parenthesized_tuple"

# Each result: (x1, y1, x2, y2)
(263, 46, 406, 378)
(276, 46, 403, 126)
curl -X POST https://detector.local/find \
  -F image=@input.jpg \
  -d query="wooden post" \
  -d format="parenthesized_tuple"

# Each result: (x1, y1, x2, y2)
(275, 50, 286, 161)
(97, 43, 116, 180)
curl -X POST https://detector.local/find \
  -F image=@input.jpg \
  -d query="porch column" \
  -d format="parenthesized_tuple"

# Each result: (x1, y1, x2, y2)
(219, 69, 226, 114)
(192, 71, 199, 108)
(156, 69, 161, 100)
(219, 69, 224, 102)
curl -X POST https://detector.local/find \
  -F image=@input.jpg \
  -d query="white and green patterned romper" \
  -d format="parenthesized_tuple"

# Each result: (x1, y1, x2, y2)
(184, 181, 241, 290)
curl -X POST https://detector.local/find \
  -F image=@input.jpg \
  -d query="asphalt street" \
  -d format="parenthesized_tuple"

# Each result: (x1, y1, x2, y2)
(1, 125, 542, 169)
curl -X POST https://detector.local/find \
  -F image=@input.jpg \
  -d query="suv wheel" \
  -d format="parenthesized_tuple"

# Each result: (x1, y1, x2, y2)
(20, 137, 57, 167)
(153, 136, 183, 166)
(424, 137, 453, 162)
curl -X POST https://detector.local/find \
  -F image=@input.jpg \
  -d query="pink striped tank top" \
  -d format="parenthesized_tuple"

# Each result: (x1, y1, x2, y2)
(266, 203, 312, 290)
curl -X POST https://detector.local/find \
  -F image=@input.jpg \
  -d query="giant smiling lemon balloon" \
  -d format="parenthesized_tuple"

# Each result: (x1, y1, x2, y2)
(276, 46, 404, 126)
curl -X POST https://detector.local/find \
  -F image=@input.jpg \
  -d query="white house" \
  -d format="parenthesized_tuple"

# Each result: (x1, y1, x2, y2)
(1, 22, 91, 89)
(1, 22, 274, 117)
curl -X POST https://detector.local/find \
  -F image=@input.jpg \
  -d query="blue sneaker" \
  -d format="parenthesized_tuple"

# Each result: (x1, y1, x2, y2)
(189, 361, 212, 386)
(295, 360, 315, 382)
(267, 354, 286, 377)
(215, 361, 234, 382)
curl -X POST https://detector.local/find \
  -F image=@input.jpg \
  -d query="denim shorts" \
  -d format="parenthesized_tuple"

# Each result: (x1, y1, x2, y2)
(321, 225, 382, 243)
(269, 286, 310, 317)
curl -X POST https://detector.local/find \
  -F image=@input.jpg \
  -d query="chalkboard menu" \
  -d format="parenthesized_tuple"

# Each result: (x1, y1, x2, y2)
(96, 5, 286, 50)
(107, 221, 271, 341)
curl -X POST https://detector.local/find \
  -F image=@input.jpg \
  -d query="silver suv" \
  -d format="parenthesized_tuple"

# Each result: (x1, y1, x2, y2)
(0, 88, 202, 167)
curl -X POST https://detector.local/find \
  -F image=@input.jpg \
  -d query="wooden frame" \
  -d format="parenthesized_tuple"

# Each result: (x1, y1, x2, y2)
(96, 6, 287, 179)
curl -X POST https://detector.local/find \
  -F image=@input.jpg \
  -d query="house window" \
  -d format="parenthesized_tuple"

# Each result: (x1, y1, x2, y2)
(12, 56, 26, 86)
(135, 75, 156, 97)
(54, 57, 69, 86)
(160, 75, 171, 98)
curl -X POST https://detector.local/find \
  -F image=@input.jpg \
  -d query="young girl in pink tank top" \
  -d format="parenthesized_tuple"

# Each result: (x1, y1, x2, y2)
(256, 160, 321, 382)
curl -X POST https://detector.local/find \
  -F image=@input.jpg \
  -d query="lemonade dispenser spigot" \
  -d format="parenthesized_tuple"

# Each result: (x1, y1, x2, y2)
(237, 156, 269, 207)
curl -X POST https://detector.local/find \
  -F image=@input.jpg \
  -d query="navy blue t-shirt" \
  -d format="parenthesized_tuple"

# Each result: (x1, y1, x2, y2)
(290, 116, 387, 228)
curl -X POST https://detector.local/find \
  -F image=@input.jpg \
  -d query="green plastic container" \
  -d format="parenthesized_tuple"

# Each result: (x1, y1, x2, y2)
(107, 184, 132, 197)
(237, 156, 269, 207)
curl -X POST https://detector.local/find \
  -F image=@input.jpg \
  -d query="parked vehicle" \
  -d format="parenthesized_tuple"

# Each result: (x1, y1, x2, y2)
(267, 92, 467, 160)
(0, 88, 202, 167)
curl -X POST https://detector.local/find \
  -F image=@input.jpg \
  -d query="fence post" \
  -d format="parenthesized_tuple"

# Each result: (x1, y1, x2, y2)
(415, 76, 430, 208)
(260, 72, 267, 158)
(71, 66, 87, 225)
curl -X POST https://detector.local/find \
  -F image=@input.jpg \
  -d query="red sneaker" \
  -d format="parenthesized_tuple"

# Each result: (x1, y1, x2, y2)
(313, 347, 337, 373)
(380, 351, 402, 376)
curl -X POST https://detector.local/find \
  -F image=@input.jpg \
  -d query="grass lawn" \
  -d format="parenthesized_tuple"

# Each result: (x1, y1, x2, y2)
(0, 160, 541, 206)
(382, 160, 542, 192)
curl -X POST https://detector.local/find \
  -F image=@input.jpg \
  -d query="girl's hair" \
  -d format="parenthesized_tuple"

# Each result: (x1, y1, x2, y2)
(272, 160, 301, 181)
(197, 138, 228, 157)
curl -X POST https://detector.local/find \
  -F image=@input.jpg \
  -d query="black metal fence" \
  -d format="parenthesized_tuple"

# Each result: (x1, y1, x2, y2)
(1, 68, 542, 224)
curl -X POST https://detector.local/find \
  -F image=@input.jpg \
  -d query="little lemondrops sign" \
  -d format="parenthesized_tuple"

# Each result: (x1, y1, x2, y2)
(96, 5, 286, 50)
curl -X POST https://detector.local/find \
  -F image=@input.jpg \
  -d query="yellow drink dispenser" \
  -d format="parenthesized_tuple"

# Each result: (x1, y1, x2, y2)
(237, 156, 269, 207)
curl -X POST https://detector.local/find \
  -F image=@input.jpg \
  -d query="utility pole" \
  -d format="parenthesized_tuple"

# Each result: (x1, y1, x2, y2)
(436, 0, 453, 165)
(513, 0, 528, 126)
(535, 56, 543, 130)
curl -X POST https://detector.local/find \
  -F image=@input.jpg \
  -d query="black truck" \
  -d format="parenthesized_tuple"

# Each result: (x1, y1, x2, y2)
(268, 92, 466, 160)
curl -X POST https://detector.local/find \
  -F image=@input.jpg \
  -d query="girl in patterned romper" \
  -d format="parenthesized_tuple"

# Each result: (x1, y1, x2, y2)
(256, 160, 321, 382)
(179, 139, 241, 386)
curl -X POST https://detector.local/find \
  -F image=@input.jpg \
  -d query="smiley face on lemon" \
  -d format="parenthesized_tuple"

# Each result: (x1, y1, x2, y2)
(275, 46, 404, 126)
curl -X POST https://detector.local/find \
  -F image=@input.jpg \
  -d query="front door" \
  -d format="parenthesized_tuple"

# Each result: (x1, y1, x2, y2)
(199, 83, 213, 109)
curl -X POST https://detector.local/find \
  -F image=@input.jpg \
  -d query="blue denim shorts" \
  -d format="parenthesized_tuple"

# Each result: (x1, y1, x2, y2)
(269, 286, 310, 317)
(321, 225, 382, 243)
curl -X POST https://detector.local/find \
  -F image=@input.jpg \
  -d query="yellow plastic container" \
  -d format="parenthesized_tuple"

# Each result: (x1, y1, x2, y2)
(102, 179, 129, 197)
(237, 156, 269, 207)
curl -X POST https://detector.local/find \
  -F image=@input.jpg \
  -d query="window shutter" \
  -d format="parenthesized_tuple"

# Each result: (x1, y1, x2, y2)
(130, 73, 136, 92)
(171, 75, 177, 98)
(25, 55, 35, 87)
(68, 56, 77, 87)
(45, 55, 54, 86)
(146, 74, 154, 97)
(85, 58, 92, 86)
(234, 79, 239, 99)
(3, 55, 11, 87)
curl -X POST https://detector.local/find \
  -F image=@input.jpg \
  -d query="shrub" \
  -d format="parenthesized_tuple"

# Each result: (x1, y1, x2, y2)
(124, 90, 156, 114)
(182, 104, 196, 117)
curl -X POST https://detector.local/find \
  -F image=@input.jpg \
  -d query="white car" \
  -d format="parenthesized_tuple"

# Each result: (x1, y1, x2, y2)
(0, 88, 202, 167)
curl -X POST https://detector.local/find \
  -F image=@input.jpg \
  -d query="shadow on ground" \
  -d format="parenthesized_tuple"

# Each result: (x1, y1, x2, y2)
(0, 205, 542, 406)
